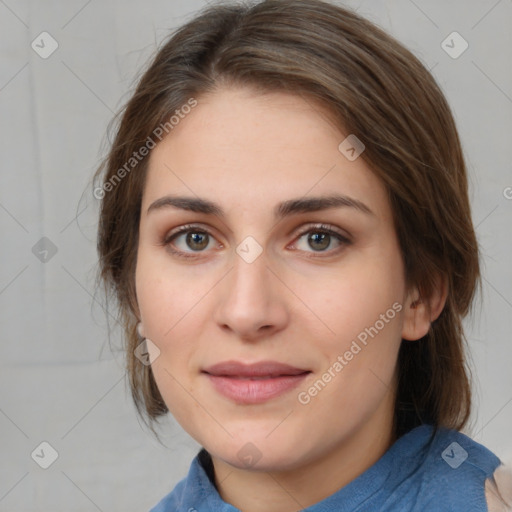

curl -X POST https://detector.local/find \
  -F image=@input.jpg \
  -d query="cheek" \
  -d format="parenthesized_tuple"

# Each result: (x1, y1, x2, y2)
(135, 253, 202, 410)
(291, 247, 405, 414)
(135, 246, 206, 338)
(135, 256, 205, 427)
(293, 254, 405, 350)
(297, 283, 403, 435)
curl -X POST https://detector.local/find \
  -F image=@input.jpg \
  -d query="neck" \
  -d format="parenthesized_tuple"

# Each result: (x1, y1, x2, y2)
(211, 390, 397, 512)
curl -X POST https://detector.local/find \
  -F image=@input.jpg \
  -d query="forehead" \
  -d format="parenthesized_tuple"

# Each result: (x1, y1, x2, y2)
(143, 87, 390, 221)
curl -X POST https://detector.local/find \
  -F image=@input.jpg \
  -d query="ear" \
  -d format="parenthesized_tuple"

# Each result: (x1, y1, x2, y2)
(136, 322, 146, 338)
(401, 274, 448, 341)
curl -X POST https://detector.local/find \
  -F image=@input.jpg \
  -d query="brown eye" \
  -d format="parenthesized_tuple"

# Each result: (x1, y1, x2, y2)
(163, 225, 217, 258)
(185, 231, 209, 251)
(291, 224, 351, 256)
(307, 232, 331, 251)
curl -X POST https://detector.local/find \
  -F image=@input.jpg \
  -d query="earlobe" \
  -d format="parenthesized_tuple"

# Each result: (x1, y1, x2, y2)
(137, 322, 146, 338)
(401, 275, 448, 341)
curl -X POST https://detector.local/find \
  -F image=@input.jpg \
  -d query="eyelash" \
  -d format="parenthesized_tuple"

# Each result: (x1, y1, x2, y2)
(161, 223, 351, 260)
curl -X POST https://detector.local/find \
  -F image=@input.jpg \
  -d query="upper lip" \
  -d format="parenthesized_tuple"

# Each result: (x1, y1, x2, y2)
(202, 360, 310, 378)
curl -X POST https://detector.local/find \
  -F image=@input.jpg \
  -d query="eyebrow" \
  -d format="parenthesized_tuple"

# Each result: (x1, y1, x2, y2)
(146, 193, 374, 219)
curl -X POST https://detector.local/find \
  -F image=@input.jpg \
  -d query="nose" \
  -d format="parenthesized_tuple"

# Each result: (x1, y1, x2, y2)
(213, 251, 290, 341)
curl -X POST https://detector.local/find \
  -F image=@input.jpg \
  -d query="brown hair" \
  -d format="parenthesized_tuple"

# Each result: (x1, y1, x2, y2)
(95, 0, 479, 438)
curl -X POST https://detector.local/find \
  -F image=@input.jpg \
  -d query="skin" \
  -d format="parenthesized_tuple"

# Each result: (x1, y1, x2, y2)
(135, 87, 446, 511)
(486, 465, 512, 511)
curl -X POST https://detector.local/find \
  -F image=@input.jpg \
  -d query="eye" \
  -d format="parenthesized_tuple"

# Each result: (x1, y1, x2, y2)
(162, 224, 220, 258)
(290, 224, 351, 256)
(161, 222, 351, 260)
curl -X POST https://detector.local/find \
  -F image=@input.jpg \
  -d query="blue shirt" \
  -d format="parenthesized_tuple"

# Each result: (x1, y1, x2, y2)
(150, 424, 502, 511)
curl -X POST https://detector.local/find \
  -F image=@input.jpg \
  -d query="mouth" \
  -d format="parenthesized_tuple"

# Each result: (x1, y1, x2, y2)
(202, 360, 311, 404)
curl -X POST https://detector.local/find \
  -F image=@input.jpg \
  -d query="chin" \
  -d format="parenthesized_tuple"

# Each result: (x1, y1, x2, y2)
(222, 450, 300, 472)
(206, 434, 314, 473)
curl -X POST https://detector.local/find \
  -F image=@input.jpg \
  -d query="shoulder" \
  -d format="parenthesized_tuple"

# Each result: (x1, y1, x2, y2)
(403, 425, 501, 477)
(148, 452, 212, 512)
(485, 463, 512, 512)
(149, 474, 188, 512)
(388, 425, 503, 511)
(148, 449, 233, 512)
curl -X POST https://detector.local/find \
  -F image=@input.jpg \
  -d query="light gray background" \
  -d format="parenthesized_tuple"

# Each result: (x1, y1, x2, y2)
(0, 0, 511, 510)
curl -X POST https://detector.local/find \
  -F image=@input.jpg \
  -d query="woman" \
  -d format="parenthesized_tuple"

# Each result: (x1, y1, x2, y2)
(94, 0, 512, 510)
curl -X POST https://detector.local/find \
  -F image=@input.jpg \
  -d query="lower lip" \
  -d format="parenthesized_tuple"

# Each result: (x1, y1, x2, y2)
(205, 373, 309, 404)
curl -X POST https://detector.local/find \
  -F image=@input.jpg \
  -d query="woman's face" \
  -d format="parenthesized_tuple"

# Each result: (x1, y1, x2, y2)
(136, 87, 416, 471)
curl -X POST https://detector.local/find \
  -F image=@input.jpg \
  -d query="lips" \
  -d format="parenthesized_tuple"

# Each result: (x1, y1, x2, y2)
(202, 360, 310, 404)
(203, 360, 309, 378)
